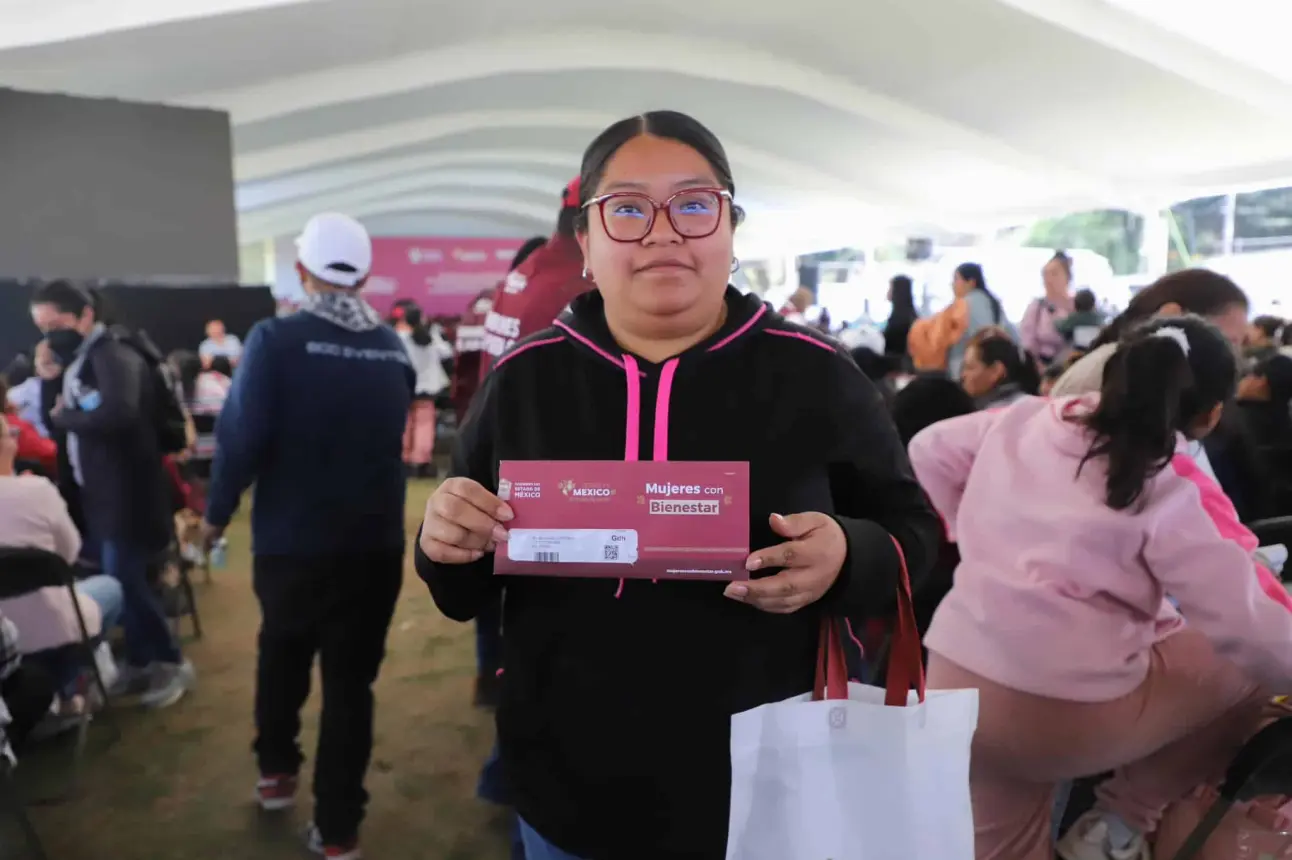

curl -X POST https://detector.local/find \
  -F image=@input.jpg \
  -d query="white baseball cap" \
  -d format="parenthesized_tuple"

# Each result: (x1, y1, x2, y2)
(295, 212, 373, 288)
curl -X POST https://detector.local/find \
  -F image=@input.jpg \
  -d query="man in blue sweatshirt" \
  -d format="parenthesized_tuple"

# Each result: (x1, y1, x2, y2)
(204, 213, 413, 860)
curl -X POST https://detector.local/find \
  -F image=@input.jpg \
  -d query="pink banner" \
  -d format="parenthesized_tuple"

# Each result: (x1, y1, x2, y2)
(363, 237, 525, 317)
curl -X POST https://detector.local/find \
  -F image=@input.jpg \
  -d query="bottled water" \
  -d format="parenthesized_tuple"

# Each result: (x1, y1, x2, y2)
(209, 538, 228, 570)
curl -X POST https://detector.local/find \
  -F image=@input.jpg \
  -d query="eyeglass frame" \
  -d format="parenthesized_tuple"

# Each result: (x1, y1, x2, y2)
(582, 187, 736, 243)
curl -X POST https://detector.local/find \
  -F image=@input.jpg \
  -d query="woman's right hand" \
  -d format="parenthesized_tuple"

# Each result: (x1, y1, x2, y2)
(420, 477, 514, 564)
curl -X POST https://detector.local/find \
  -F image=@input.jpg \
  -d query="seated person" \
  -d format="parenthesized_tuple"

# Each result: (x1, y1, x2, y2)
(1236, 353, 1292, 515)
(960, 333, 1041, 409)
(1244, 315, 1284, 367)
(891, 376, 978, 449)
(1055, 289, 1107, 351)
(1236, 353, 1292, 450)
(0, 413, 122, 701)
(889, 376, 976, 638)
(911, 317, 1292, 860)
(0, 375, 56, 477)
(1039, 364, 1066, 398)
(4, 370, 47, 440)
(169, 350, 230, 473)
(198, 318, 243, 368)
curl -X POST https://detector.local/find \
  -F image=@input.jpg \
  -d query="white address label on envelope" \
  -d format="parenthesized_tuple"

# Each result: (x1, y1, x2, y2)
(507, 529, 639, 564)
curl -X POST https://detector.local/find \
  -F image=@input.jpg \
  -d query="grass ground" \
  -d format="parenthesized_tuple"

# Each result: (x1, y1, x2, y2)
(18, 480, 509, 860)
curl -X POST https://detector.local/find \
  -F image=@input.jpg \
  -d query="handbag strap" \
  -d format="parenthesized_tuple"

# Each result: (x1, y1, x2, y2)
(813, 535, 927, 706)
(813, 616, 850, 701)
(883, 535, 926, 706)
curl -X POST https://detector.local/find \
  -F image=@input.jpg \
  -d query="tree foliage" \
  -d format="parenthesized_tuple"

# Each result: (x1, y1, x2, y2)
(1024, 209, 1144, 275)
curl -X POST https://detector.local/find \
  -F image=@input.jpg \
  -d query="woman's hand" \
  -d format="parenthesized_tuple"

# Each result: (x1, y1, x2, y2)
(420, 477, 514, 564)
(724, 513, 847, 614)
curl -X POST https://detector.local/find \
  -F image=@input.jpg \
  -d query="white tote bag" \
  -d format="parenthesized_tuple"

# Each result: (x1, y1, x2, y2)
(726, 540, 979, 860)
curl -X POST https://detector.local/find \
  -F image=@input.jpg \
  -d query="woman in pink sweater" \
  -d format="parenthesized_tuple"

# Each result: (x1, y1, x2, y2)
(910, 315, 1292, 860)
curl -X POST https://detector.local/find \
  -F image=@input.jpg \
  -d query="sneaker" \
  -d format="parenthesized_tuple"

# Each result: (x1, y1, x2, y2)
(305, 822, 361, 859)
(138, 660, 195, 709)
(107, 663, 152, 698)
(255, 774, 297, 811)
(1057, 812, 1152, 860)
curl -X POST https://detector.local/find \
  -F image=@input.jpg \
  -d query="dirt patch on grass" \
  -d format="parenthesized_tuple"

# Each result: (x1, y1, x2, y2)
(24, 481, 509, 860)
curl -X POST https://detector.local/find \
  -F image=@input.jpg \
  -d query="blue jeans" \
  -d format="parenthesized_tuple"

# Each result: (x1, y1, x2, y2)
(28, 574, 125, 695)
(77, 574, 123, 633)
(518, 819, 587, 860)
(102, 540, 181, 668)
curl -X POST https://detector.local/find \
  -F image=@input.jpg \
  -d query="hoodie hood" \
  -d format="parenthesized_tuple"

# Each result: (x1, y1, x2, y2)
(547, 285, 774, 601)
(554, 286, 772, 370)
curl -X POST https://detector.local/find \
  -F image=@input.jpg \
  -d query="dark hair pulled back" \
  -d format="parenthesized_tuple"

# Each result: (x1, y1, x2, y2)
(954, 262, 1004, 324)
(1092, 269, 1248, 349)
(975, 334, 1041, 395)
(574, 111, 744, 234)
(404, 305, 432, 347)
(510, 236, 547, 271)
(1079, 315, 1237, 510)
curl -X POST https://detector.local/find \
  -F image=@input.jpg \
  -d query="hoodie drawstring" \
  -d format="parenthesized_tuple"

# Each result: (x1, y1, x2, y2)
(615, 355, 680, 598)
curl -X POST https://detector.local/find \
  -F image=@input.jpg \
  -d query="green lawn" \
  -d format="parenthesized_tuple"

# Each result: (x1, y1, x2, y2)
(21, 481, 510, 860)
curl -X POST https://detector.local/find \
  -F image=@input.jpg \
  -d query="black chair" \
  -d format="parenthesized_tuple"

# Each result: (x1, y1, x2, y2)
(0, 547, 118, 799)
(0, 549, 111, 707)
(1167, 717, 1292, 860)
(148, 545, 202, 641)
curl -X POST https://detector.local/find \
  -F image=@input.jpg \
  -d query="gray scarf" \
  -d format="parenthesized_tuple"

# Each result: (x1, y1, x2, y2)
(301, 291, 382, 332)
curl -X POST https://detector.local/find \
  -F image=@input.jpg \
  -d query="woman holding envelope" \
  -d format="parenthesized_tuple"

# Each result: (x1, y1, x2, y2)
(415, 110, 942, 860)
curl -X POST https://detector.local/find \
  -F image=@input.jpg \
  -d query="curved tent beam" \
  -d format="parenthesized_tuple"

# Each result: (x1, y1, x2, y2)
(237, 148, 578, 210)
(190, 28, 1109, 196)
(238, 193, 553, 242)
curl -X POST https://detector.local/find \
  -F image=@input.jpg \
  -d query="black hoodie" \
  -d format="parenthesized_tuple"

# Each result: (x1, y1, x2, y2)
(415, 287, 940, 859)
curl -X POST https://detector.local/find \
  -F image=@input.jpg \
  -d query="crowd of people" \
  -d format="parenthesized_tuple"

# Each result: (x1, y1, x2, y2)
(417, 111, 1292, 860)
(3, 107, 1292, 860)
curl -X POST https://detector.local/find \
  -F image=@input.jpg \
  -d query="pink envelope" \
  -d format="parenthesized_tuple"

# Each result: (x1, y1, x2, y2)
(494, 460, 750, 581)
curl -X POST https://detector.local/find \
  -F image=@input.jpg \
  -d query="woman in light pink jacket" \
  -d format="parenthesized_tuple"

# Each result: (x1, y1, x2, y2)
(1019, 251, 1075, 365)
(0, 414, 122, 695)
(909, 315, 1292, 860)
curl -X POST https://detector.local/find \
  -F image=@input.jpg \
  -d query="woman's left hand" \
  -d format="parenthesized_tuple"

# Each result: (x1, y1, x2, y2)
(724, 513, 847, 614)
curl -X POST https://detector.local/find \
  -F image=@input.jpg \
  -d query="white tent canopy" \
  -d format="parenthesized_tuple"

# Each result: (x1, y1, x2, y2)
(4, 0, 1292, 251)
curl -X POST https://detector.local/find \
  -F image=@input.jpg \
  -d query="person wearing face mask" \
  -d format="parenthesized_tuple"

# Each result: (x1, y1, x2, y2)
(414, 110, 942, 860)
(28, 281, 191, 709)
(1019, 251, 1075, 365)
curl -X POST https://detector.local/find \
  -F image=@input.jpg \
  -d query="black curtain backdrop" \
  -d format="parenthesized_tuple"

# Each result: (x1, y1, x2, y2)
(0, 281, 275, 365)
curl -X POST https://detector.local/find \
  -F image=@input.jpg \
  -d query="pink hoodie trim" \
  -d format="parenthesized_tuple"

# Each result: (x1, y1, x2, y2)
(622, 355, 642, 462)
(1170, 454, 1292, 613)
(707, 303, 768, 352)
(554, 320, 637, 372)
(491, 336, 566, 372)
(653, 359, 679, 461)
(764, 328, 836, 352)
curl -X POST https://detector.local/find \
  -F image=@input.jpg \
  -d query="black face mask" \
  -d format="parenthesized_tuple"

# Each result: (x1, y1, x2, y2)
(44, 329, 84, 366)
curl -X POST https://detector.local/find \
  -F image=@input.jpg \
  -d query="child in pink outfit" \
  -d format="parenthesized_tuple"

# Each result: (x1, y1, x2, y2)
(909, 315, 1292, 860)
